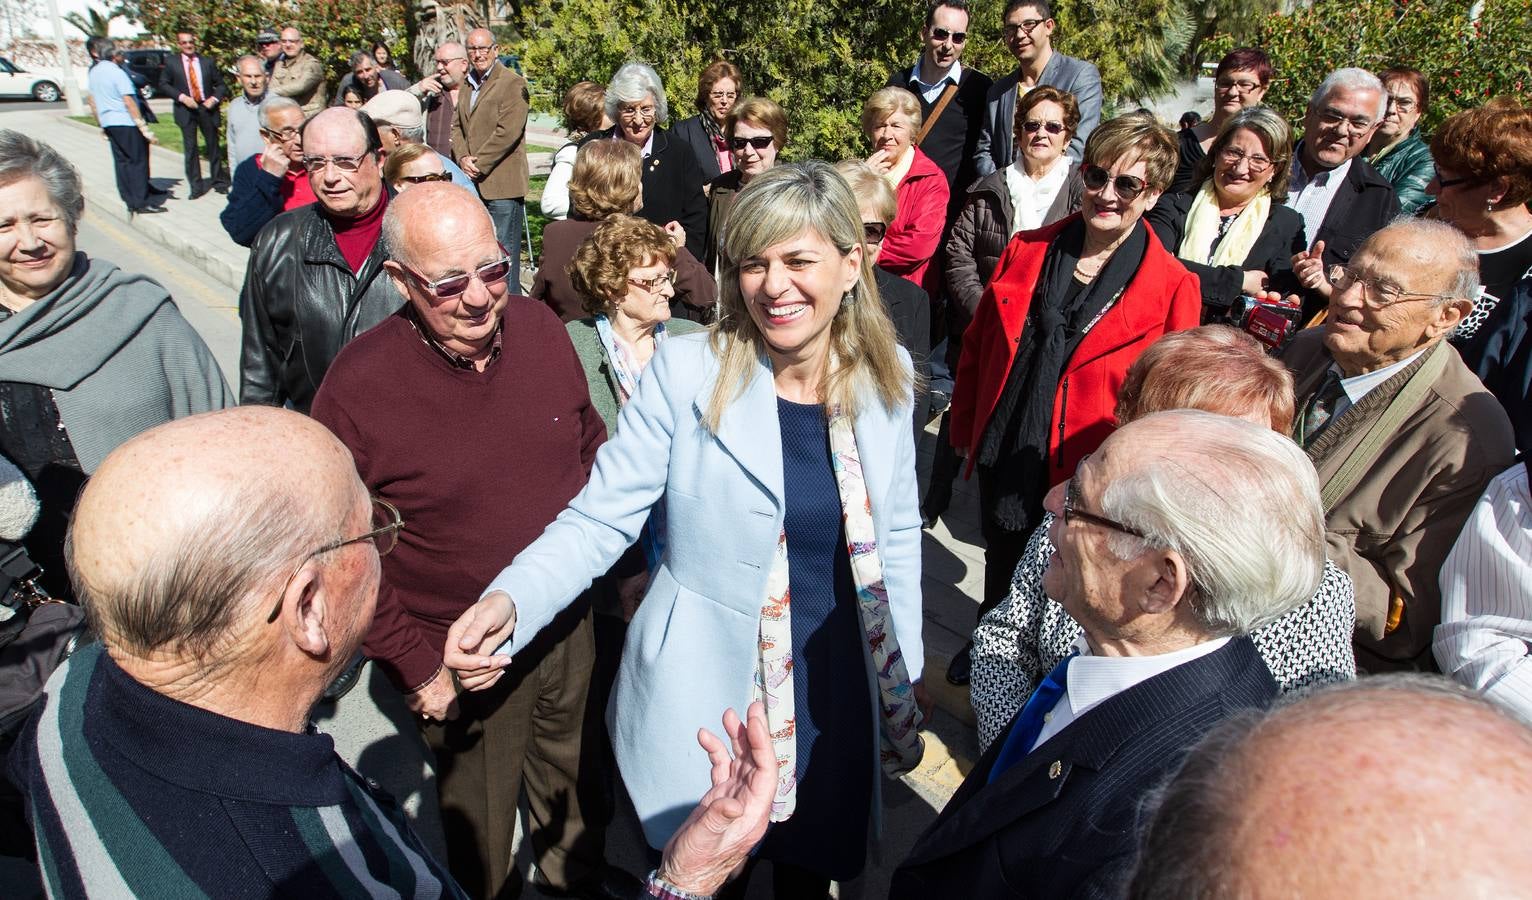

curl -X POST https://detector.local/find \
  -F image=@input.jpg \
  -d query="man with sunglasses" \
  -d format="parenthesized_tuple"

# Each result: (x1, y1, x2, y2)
(1282, 219, 1514, 673)
(976, 0, 1101, 173)
(239, 107, 401, 413)
(220, 96, 318, 247)
(362, 89, 474, 190)
(310, 182, 641, 900)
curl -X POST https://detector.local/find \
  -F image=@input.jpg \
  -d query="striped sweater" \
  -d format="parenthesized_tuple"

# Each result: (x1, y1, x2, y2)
(7, 642, 465, 899)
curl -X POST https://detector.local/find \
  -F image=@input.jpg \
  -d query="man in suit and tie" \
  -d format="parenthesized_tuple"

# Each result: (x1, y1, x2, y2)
(975, 0, 1102, 172)
(891, 409, 1326, 898)
(1281, 219, 1514, 673)
(160, 31, 230, 199)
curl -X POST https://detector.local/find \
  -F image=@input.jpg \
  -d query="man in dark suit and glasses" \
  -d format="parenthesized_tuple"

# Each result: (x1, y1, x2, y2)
(159, 31, 230, 199)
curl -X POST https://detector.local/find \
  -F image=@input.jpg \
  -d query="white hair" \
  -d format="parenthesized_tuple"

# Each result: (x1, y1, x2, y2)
(257, 95, 301, 130)
(1369, 217, 1480, 303)
(394, 123, 427, 144)
(605, 62, 668, 126)
(1098, 410, 1325, 637)
(1310, 67, 1387, 122)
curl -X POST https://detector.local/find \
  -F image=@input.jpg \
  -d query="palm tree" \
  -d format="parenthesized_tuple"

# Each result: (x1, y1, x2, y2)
(63, 3, 130, 38)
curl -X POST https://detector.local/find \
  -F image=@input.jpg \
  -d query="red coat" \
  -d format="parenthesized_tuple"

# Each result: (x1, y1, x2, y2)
(950, 215, 1202, 484)
(877, 146, 950, 295)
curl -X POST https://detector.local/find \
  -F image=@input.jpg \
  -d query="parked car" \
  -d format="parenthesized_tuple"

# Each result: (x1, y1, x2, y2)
(0, 57, 63, 102)
(120, 49, 171, 99)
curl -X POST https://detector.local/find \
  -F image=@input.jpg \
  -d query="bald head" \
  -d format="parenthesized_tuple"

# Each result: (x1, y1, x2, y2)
(68, 407, 361, 660)
(383, 181, 496, 270)
(465, 29, 496, 76)
(1130, 675, 1532, 898)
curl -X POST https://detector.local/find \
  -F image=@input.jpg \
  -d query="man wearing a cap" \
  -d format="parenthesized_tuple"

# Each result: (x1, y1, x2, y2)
(256, 29, 282, 73)
(361, 90, 473, 189)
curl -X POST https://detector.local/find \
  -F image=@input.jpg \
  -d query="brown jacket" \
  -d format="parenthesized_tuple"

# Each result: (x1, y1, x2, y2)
(1283, 328, 1515, 672)
(269, 50, 326, 117)
(451, 62, 529, 201)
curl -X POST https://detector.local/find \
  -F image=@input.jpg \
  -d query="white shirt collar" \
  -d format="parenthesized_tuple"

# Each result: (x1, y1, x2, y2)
(1331, 346, 1429, 406)
(613, 131, 655, 159)
(910, 58, 962, 91)
(1064, 634, 1232, 721)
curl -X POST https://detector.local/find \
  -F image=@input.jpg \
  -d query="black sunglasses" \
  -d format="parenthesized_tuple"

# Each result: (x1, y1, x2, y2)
(1022, 120, 1066, 135)
(1433, 169, 1477, 190)
(730, 135, 773, 151)
(862, 221, 888, 243)
(1081, 164, 1148, 201)
(399, 172, 453, 184)
(931, 26, 967, 43)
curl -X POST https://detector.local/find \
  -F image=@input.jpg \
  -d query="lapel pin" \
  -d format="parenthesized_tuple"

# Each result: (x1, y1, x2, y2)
(1048, 760, 1062, 780)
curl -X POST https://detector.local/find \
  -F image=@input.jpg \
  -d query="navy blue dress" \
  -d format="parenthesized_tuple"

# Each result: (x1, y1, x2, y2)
(757, 398, 875, 880)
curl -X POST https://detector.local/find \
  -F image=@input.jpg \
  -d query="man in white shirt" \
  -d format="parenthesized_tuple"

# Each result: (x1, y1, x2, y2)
(1282, 219, 1515, 673)
(1435, 462, 1532, 719)
(891, 409, 1325, 897)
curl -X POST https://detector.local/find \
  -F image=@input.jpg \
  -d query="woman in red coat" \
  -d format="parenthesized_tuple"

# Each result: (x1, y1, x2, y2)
(863, 86, 950, 295)
(945, 112, 1201, 683)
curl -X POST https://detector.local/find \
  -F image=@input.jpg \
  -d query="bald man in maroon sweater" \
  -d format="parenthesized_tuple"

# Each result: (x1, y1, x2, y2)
(311, 184, 636, 900)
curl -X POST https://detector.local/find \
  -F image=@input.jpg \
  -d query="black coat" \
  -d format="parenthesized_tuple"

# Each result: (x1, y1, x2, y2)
(671, 114, 725, 183)
(581, 127, 710, 262)
(238, 204, 403, 412)
(874, 268, 932, 443)
(157, 53, 228, 125)
(1146, 191, 1307, 313)
(1295, 147, 1401, 320)
(885, 64, 993, 221)
(891, 637, 1277, 899)
(1461, 276, 1532, 452)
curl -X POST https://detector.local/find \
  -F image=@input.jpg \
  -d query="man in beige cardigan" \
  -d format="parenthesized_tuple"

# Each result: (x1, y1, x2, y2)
(1282, 218, 1515, 673)
(452, 28, 530, 286)
(270, 27, 327, 116)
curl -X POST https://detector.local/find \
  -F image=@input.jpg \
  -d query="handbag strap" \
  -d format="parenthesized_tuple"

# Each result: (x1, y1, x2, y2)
(916, 82, 959, 146)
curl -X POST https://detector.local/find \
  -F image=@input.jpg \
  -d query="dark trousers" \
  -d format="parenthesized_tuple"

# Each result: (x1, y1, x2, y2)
(178, 108, 228, 189)
(976, 464, 1042, 622)
(103, 125, 149, 211)
(422, 602, 603, 899)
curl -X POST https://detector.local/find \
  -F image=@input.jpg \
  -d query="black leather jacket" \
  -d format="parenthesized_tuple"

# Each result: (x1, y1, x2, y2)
(238, 203, 402, 412)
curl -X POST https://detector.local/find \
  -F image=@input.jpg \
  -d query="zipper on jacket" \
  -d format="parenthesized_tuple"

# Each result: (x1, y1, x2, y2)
(1057, 376, 1069, 468)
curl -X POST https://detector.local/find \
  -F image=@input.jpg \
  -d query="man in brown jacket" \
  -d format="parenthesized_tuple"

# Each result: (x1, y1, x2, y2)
(452, 28, 530, 286)
(270, 27, 327, 116)
(1283, 218, 1515, 673)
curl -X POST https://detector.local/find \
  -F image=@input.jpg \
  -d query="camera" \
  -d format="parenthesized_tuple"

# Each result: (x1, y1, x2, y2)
(1229, 294, 1304, 351)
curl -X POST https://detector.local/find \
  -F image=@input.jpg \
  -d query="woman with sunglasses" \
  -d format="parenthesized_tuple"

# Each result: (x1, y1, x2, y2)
(948, 112, 1199, 672)
(1169, 48, 1272, 194)
(704, 96, 787, 273)
(381, 142, 451, 192)
(1146, 106, 1306, 317)
(969, 325, 1357, 750)
(861, 86, 950, 295)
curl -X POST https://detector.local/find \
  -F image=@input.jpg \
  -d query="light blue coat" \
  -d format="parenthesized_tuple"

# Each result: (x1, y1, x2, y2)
(484, 332, 924, 847)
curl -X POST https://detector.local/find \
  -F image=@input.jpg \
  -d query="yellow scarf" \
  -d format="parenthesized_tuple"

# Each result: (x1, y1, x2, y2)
(1178, 182, 1271, 267)
(882, 144, 916, 189)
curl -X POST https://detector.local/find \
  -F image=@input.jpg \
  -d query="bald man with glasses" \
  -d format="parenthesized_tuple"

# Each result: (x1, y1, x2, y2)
(410, 41, 469, 159)
(453, 29, 531, 291)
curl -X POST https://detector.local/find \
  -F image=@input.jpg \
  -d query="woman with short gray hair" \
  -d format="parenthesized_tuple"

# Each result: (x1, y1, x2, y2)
(583, 62, 710, 264)
(0, 130, 233, 600)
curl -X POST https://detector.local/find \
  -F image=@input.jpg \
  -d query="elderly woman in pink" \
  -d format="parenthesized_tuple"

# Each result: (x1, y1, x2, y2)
(862, 86, 950, 294)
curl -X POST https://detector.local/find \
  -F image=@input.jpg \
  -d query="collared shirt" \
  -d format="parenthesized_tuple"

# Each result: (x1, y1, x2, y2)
(1287, 155, 1353, 249)
(466, 65, 492, 109)
(181, 53, 202, 100)
(611, 130, 655, 159)
(87, 61, 137, 128)
(1005, 156, 1069, 234)
(1324, 345, 1428, 420)
(1031, 634, 1233, 749)
(407, 304, 503, 369)
(908, 58, 963, 104)
(1435, 463, 1532, 720)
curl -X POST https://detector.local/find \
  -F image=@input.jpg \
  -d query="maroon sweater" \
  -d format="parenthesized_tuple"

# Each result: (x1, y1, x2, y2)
(311, 297, 606, 691)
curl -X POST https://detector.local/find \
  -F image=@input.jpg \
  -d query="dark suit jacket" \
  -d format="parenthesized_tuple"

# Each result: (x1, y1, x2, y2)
(1295, 147, 1401, 320)
(158, 53, 228, 125)
(580, 127, 710, 262)
(978, 52, 1102, 173)
(1146, 192, 1308, 312)
(886, 63, 993, 220)
(891, 637, 1277, 899)
(671, 114, 725, 183)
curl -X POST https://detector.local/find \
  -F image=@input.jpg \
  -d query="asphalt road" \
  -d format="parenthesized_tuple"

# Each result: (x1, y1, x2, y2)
(0, 99, 66, 112)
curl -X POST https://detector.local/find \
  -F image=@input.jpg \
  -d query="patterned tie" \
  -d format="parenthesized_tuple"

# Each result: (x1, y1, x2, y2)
(988, 650, 1077, 784)
(187, 56, 202, 103)
(1299, 370, 1348, 447)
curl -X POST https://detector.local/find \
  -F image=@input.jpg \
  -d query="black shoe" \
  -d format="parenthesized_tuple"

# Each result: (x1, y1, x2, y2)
(213, 183, 230, 195)
(926, 390, 951, 426)
(189, 182, 211, 200)
(128, 205, 167, 216)
(540, 866, 647, 900)
(946, 641, 973, 686)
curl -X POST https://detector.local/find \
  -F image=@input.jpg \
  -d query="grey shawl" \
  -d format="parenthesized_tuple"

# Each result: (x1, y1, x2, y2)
(0, 253, 233, 472)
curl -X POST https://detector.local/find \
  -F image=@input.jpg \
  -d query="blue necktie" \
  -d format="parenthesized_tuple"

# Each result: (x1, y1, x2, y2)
(988, 651, 1076, 784)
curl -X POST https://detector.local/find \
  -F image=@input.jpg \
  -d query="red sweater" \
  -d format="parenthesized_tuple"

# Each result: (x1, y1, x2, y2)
(876, 147, 950, 296)
(950, 215, 1202, 485)
(310, 298, 606, 691)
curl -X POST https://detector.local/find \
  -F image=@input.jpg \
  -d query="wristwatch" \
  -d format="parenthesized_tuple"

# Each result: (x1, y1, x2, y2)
(645, 870, 712, 900)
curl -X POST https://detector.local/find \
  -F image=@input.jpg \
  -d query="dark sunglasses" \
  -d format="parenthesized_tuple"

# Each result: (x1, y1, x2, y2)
(399, 172, 453, 184)
(1022, 120, 1066, 135)
(931, 27, 967, 43)
(1081, 164, 1148, 201)
(862, 221, 888, 243)
(1433, 169, 1477, 190)
(730, 135, 773, 151)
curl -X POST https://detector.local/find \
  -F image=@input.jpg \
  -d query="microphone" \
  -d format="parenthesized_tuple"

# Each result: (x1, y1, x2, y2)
(0, 454, 40, 543)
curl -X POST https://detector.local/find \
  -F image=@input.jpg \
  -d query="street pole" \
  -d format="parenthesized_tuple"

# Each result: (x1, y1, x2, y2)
(44, 0, 85, 115)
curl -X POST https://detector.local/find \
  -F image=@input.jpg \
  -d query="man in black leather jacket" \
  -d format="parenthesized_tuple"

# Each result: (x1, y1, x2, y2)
(239, 107, 402, 412)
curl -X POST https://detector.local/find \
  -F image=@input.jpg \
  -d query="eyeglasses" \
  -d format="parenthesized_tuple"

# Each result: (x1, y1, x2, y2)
(1064, 459, 1145, 539)
(466, 44, 495, 53)
(1002, 19, 1046, 38)
(398, 171, 453, 184)
(1386, 95, 1417, 112)
(709, 90, 738, 101)
(1021, 119, 1065, 135)
(434, 56, 466, 65)
(1217, 146, 1274, 174)
(1434, 169, 1477, 190)
(619, 105, 657, 121)
(730, 134, 773, 151)
(301, 153, 371, 173)
(1315, 108, 1376, 134)
(863, 221, 888, 243)
(262, 126, 300, 140)
(628, 270, 677, 292)
(1328, 265, 1457, 308)
(1081, 164, 1148, 201)
(265, 497, 403, 623)
(399, 252, 514, 300)
(931, 27, 967, 43)
(1215, 78, 1263, 93)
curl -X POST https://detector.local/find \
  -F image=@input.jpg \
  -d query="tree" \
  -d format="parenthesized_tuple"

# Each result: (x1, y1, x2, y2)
(64, 3, 131, 38)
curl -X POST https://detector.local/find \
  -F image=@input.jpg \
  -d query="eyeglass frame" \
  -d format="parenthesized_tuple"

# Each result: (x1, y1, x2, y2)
(262, 125, 301, 141)
(1021, 119, 1066, 135)
(398, 171, 453, 184)
(1215, 77, 1263, 94)
(618, 103, 657, 121)
(628, 269, 678, 293)
(1433, 168, 1478, 191)
(709, 89, 738, 101)
(1327, 264, 1459, 308)
(930, 26, 967, 43)
(1080, 164, 1148, 201)
(1216, 145, 1275, 174)
(1314, 107, 1376, 134)
(862, 221, 889, 243)
(730, 134, 773, 151)
(396, 247, 515, 300)
(265, 497, 404, 623)
(465, 44, 495, 54)
(300, 152, 373, 173)
(1385, 94, 1418, 112)
(1063, 458, 1146, 539)
(1002, 18, 1048, 38)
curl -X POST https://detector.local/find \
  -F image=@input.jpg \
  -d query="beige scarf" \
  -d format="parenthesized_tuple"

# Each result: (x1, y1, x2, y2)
(1178, 182, 1272, 267)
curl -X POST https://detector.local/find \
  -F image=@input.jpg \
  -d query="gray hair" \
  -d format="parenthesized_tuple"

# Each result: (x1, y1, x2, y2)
(1310, 67, 1387, 123)
(833, 159, 897, 224)
(0, 130, 85, 235)
(605, 62, 668, 126)
(1098, 410, 1325, 637)
(1127, 674, 1532, 899)
(394, 122, 426, 144)
(1366, 217, 1480, 303)
(257, 95, 301, 130)
(235, 53, 264, 73)
(349, 50, 375, 71)
(88, 37, 116, 60)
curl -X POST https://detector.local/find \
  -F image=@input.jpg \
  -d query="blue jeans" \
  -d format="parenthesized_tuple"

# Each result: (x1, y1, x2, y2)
(483, 197, 526, 290)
